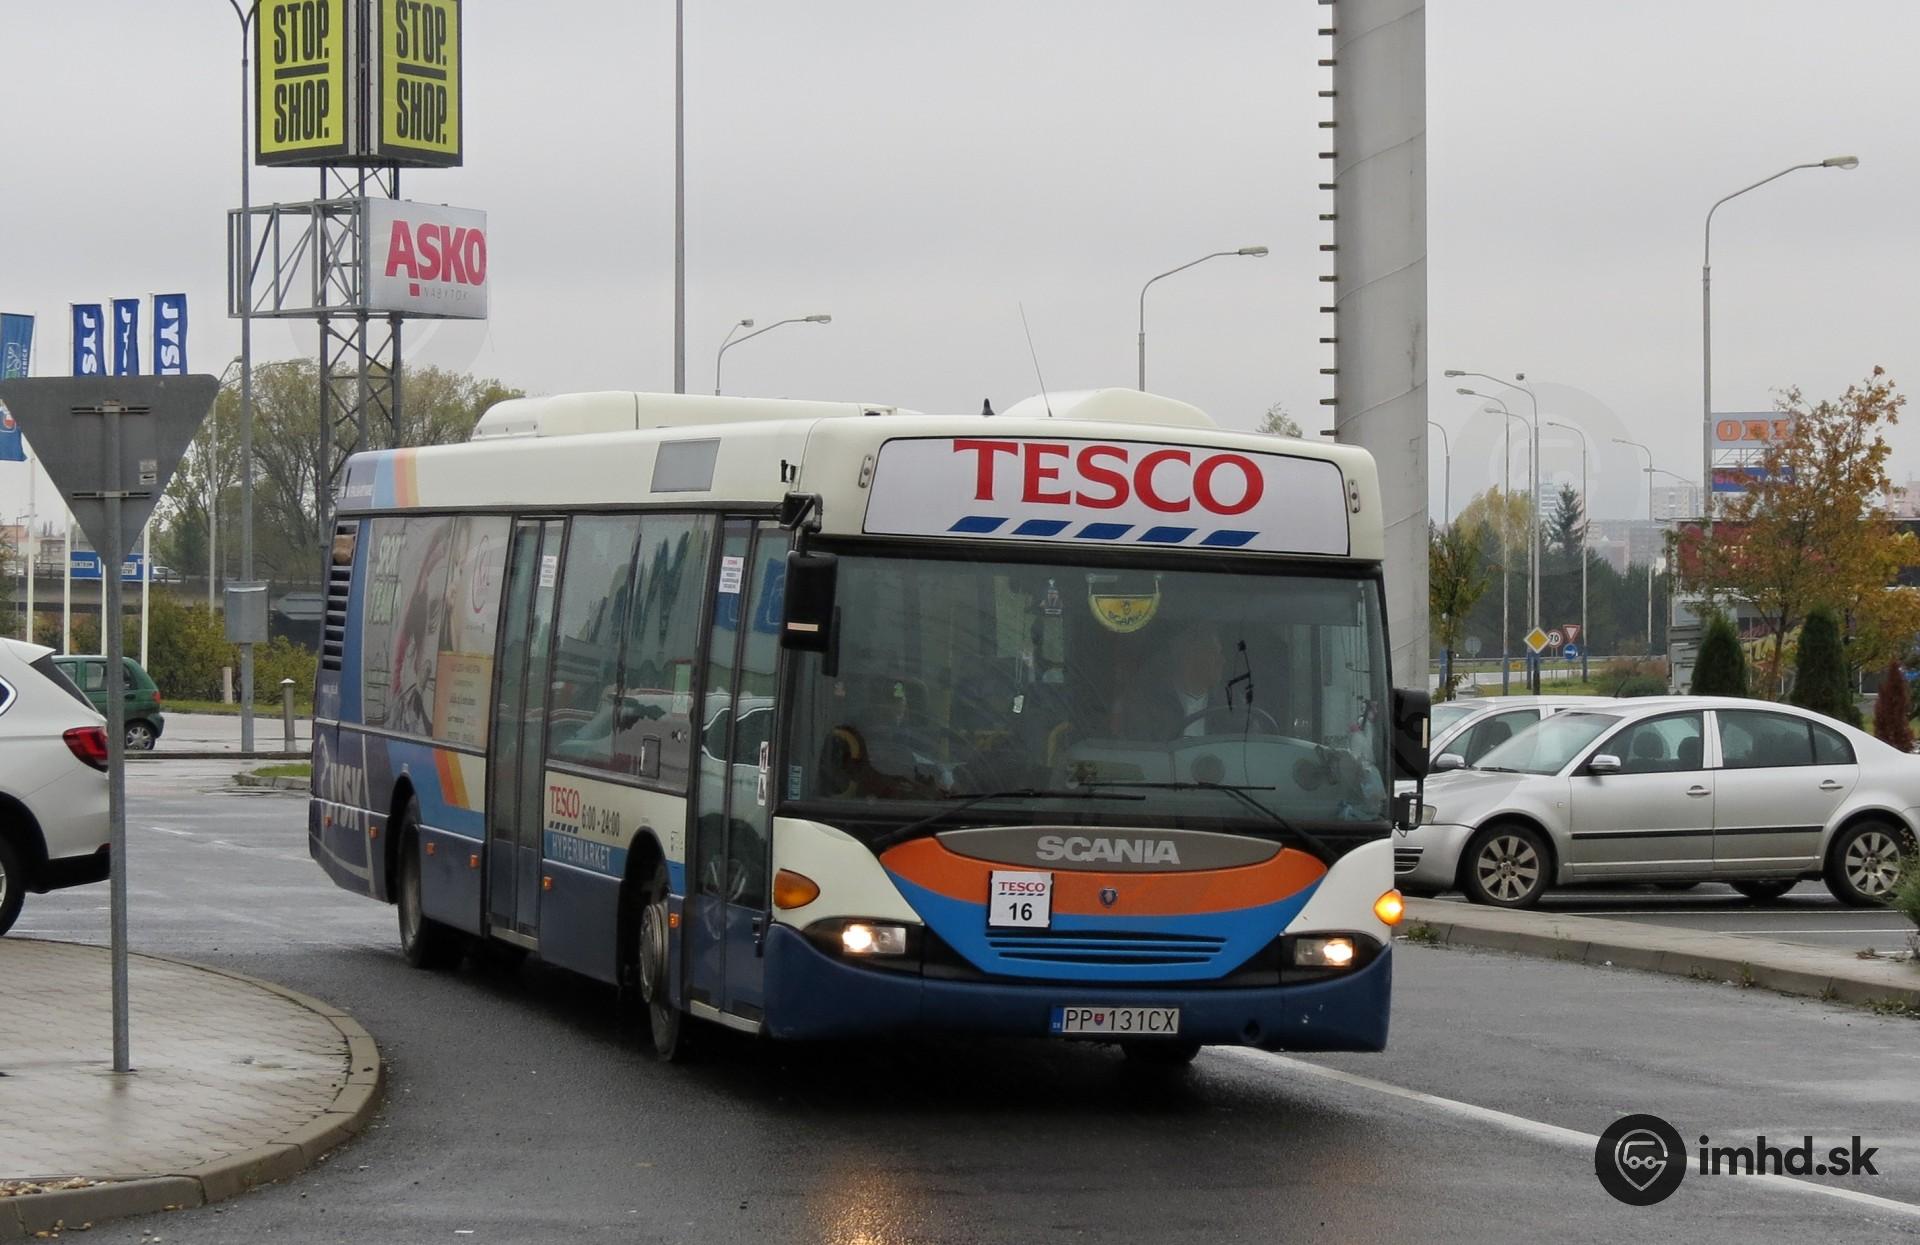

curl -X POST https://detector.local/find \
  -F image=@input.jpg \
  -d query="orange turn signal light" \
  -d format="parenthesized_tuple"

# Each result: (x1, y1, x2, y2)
(542, 876, 554, 892)
(1374, 889, 1405, 926)
(773, 869, 821, 910)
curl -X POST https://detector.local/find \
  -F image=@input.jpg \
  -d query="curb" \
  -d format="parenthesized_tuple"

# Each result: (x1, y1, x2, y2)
(233, 772, 311, 792)
(1402, 898, 1920, 1010)
(0, 951, 383, 1241)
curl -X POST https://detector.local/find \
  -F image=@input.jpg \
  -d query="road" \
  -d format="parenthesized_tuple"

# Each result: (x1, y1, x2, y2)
(14, 761, 1920, 1243)
(1432, 883, 1918, 956)
(151, 709, 311, 754)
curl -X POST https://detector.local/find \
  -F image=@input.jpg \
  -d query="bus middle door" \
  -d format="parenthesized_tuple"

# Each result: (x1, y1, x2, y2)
(685, 520, 788, 1023)
(486, 517, 564, 944)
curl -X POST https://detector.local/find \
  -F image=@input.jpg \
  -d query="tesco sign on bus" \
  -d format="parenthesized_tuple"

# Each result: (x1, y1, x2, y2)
(363, 199, 489, 319)
(863, 436, 1350, 555)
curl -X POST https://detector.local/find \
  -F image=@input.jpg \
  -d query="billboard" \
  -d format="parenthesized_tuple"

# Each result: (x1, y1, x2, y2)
(255, 0, 354, 166)
(372, 0, 463, 167)
(363, 199, 488, 318)
(1712, 414, 1794, 452)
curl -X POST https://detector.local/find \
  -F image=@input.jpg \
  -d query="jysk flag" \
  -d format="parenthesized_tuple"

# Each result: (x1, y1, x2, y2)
(112, 298, 140, 375)
(71, 303, 104, 376)
(0, 402, 23, 462)
(152, 294, 188, 375)
(0, 313, 31, 379)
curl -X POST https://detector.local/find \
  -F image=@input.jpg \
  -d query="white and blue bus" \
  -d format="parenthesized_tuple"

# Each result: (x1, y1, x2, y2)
(310, 387, 1428, 1062)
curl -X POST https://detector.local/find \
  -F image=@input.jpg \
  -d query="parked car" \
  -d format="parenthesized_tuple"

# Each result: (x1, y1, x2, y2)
(1398, 697, 1920, 909)
(1427, 695, 1617, 771)
(0, 638, 111, 936)
(150, 563, 182, 584)
(50, 655, 167, 750)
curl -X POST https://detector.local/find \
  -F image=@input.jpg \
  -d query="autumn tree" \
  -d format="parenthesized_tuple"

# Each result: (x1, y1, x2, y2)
(1872, 657, 1914, 752)
(1429, 520, 1493, 699)
(1678, 369, 1920, 695)
(1257, 401, 1302, 438)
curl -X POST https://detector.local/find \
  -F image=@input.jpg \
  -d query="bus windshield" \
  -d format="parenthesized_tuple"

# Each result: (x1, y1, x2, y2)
(784, 551, 1389, 833)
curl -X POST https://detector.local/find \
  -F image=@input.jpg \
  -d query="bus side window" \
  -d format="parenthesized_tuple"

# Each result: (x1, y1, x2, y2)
(616, 516, 713, 789)
(433, 515, 510, 748)
(547, 516, 643, 771)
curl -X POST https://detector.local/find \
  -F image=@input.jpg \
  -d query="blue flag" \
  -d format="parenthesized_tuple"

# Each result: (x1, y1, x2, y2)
(0, 401, 22, 462)
(0, 313, 31, 380)
(112, 298, 140, 375)
(152, 293, 188, 375)
(71, 303, 104, 376)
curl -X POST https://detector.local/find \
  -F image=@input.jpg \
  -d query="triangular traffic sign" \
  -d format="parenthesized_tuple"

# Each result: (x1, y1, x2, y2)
(0, 375, 218, 561)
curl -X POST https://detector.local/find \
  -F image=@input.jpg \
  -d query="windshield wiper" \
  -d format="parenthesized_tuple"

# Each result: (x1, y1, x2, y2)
(869, 787, 1145, 854)
(1082, 781, 1336, 866)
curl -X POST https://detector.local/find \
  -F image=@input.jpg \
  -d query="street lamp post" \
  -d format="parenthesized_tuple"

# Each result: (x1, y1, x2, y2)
(713, 314, 831, 396)
(1465, 393, 1529, 694)
(1450, 369, 1542, 690)
(1702, 156, 1858, 533)
(226, 0, 259, 752)
(1614, 438, 1657, 652)
(1137, 247, 1267, 390)
(1425, 419, 1451, 525)
(1546, 419, 1590, 680)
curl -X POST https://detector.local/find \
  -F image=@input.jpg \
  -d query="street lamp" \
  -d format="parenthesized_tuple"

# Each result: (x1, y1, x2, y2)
(713, 314, 831, 396)
(1614, 438, 1658, 651)
(1426, 419, 1451, 526)
(225, 0, 259, 756)
(1464, 391, 1530, 694)
(1449, 369, 1542, 690)
(1702, 156, 1858, 531)
(1546, 419, 1590, 680)
(1137, 247, 1268, 390)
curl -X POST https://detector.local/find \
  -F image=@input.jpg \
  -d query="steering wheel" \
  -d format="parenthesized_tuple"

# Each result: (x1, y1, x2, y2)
(1176, 704, 1283, 736)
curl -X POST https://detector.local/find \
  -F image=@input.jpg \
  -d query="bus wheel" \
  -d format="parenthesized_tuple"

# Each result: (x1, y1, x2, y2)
(397, 801, 462, 970)
(638, 859, 690, 1061)
(1121, 1040, 1202, 1068)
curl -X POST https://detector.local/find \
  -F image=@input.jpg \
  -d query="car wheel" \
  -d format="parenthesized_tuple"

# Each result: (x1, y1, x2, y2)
(0, 837, 24, 937)
(396, 799, 463, 969)
(1461, 822, 1550, 909)
(1730, 879, 1796, 902)
(1121, 1040, 1202, 1068)
(636, 858, 690, 1061)
(1824, 820, 1916, 908)
(125, 720, 157, 751)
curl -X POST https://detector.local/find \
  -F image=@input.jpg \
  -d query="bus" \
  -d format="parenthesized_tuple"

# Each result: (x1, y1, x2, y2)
(309, 386, 1429, 1063)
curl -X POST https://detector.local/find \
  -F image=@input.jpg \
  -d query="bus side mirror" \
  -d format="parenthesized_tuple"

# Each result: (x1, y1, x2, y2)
(782, 551, 838, 655)
(1391, 688, 1430, 782)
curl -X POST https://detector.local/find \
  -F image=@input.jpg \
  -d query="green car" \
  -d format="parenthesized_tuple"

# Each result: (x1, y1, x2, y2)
(51, 656, 167, 751)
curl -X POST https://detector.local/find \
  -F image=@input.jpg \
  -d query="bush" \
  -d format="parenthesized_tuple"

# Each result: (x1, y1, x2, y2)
(255, 635, 317, 704)
(29, 596, 314, 706)
(1597, 657, 1669, 698)
(1790, 606, 1860, 728)
(1690, 614, 1749, 697)
(1893, 860, 1920, 956)
(1873, 657, 1915, 752)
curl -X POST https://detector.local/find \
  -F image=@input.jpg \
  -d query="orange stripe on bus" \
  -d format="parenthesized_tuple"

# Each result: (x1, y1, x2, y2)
(395, 449, 420, 507)
(434, 749, 469, 810)
(880, 837, 1326, 918)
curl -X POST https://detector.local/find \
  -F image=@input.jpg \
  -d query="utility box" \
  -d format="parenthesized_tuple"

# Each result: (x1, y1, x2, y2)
(225, 582, 270, 644)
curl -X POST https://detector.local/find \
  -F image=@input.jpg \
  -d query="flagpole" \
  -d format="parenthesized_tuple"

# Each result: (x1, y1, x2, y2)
(139, 520, 150, 668)
(62, 519, 72, 653)
(24, 454, 34, 643)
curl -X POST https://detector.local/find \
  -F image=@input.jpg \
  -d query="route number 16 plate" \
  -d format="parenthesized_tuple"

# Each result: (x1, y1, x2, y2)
(988, 870, 1053, 929)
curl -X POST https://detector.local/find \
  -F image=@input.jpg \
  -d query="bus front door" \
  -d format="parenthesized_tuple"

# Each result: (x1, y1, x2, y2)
(685, 520, 789, 1023)
(486, 517, 564, 943)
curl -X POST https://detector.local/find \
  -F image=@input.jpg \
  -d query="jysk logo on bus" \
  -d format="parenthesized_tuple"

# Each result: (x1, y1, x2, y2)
(862, 436, 1350, 556)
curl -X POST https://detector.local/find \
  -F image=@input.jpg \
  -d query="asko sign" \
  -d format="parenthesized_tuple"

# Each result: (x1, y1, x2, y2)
(363, 199, 488, 319)
(863, 437, 1350, 555)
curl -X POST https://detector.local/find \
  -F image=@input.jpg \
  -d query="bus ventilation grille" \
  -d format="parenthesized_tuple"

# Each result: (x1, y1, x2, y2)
(320, 520, 359, 672)
(984, 930, 1226, 968)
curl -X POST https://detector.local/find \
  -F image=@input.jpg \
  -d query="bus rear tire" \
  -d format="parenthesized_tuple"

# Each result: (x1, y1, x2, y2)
(1121, 1040, 1202, 1067)
(397, 802, 462, 971)
(638, 859, 690, 1061)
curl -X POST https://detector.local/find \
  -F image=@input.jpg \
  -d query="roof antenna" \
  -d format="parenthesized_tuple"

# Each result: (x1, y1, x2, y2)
(1018, 302, 1054, 418)
(981, 398, 995, 417)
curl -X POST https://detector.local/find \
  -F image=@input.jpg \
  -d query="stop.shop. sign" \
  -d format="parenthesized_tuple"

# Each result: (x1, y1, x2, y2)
(862, 436, 1349, 555)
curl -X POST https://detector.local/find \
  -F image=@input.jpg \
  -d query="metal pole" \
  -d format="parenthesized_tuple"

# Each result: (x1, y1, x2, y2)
(1579, 438, 1588, 681)
(281, 677, 296, 752)
(1137, 249, 1266, 391)
(1501, 415, 1511, 694)
(139, 520, 150, 668)
(62, 520, 71, 653)
(234, 1, 257, 752)
(103, 403, 130, 1074)
(672, 0, 685, 394)
(1426, 420, 1450, 524)
(24, 457, 34, 641)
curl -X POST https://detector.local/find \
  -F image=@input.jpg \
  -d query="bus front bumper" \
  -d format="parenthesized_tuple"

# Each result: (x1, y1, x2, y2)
(760, 925, 1391, 1052)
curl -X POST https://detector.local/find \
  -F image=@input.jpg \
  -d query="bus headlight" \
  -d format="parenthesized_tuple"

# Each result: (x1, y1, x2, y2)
(841, 922, 909, 956)
(1293, 937, 1357, 969)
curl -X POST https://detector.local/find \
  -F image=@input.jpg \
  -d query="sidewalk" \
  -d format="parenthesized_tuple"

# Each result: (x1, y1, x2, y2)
(0, 940, 381, 1239)
(1404, 897, 1920, 1009)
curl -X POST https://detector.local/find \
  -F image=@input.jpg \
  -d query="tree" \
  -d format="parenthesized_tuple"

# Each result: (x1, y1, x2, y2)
(1257, 401, 1301, 438)
(1689, 614, 1748, 697)
(1678, 369, 1920, 695)
(1789, 606, 1858, 727)
(1429, 520, 1492, 699)
(1546, 484, 1587, 568)
(1872, 656, 1914, 752)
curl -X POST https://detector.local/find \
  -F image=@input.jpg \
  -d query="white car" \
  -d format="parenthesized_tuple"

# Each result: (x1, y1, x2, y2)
(1398, 696, 1920, 908)
(1427, 695, 1617, 771)
(0, 639, 111, 935)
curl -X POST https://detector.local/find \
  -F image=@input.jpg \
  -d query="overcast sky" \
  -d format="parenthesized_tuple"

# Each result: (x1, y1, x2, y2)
(4, 0, 1918, 528)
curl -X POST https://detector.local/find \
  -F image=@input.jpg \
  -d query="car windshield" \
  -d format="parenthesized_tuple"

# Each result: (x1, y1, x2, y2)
(1475, 710, 1620, 775)
(785, 551, 1390, 833)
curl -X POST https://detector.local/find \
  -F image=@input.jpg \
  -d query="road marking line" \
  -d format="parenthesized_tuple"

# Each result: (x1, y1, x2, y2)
(1218, 1048, 1920, 1221)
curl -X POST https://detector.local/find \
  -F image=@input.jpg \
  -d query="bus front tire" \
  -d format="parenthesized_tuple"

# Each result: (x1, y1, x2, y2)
(637, 859, 690, 1061)
(397, 804, 462, 970)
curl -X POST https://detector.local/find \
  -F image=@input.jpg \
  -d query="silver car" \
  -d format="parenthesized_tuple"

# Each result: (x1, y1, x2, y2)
(1397, 696, 1920, 908)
